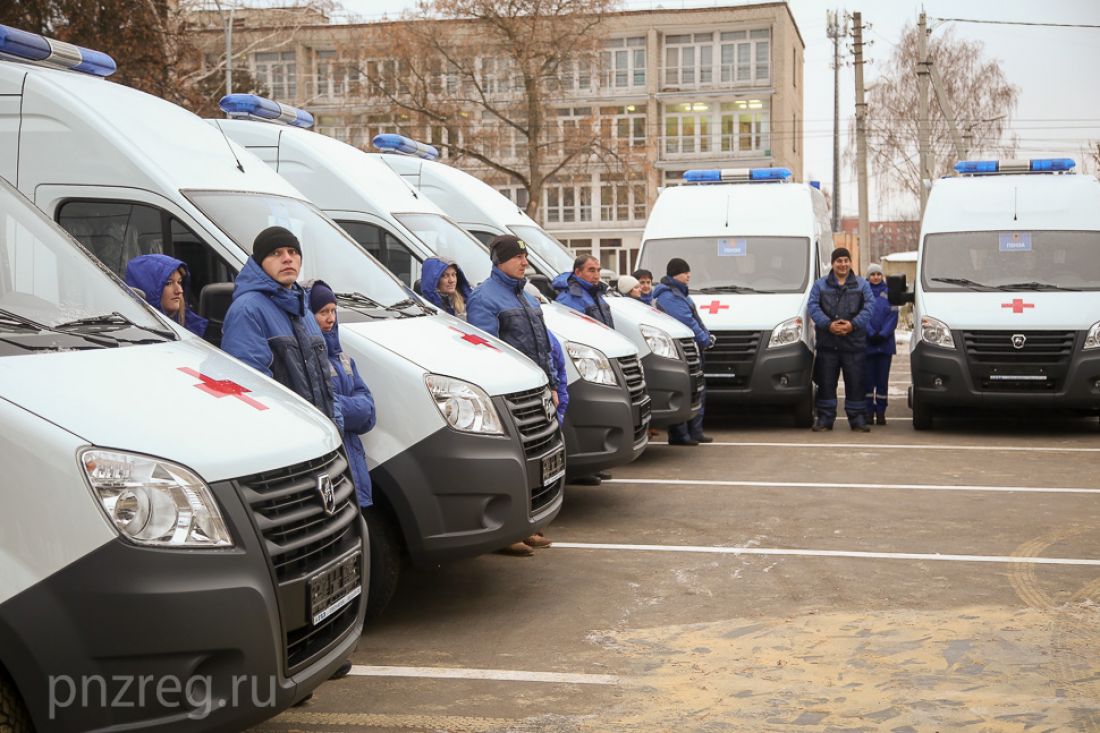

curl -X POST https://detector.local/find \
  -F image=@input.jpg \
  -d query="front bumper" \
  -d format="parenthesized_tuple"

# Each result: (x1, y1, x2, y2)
(705, 334, 814, 404)
(642, 351, 700, 428)
(911, 337, 1100, 411)
(0, 504, 365, 732)
(562, 377, 647, 477)
(370, 416, 564, 567)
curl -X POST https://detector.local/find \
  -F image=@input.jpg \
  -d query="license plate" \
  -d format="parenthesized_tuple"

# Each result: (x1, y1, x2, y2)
(541, 447, 566, 487)
(309, 552, 362, 626)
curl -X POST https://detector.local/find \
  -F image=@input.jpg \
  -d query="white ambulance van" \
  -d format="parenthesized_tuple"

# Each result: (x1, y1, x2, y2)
(0, 34, 562, 620)
(635, 167, 833, 427)
(898, 158, 1100, 429)
(215, 114, 648, 478)
(0, 33, 365, 728)
(380, 151, 702, 432)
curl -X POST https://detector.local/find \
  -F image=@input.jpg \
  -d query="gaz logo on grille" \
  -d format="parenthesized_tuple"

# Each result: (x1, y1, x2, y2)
(1011, 334, 1027, 349)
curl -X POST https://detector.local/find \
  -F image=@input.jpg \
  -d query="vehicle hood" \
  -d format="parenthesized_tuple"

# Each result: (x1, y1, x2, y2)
(607, 297, 694, 339)
(689, 293, 808, 330)
(918, 291, 1100, 329)
(339, 313, 548, 395)
(0, 339, 340, 482)
(543, 303, 637, 358)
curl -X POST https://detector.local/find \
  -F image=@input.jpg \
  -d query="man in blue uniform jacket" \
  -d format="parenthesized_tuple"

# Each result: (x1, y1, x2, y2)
(552, 254, 614, 327)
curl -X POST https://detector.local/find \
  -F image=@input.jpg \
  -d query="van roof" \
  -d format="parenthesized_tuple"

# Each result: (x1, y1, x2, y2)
(386, 155, 528, 227)
(217, 120, 440, 216)
(4, 61, 301, 199)
(923, 173, 1100, 234)
(643, 182, 818, 241)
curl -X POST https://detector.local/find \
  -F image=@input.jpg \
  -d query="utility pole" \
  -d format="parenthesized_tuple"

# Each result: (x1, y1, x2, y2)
(852, 11, 870, 273)
(826, 9, 846, 232)
(917, 11, 931, 216)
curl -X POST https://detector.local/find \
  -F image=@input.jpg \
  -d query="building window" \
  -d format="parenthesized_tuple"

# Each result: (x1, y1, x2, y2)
(497, 185, 530, 210)
(663, 101, 714, 155)
(252, 51, 296, 99)
(599, 180, 647, 222)
(314, 50, 359, 100)
(719, 100, 769, 154)
(599, 105, 646, 148)
(558, 57, 593, 92)
(544, 181, 592, 224)
(717, 28, 770, 85)
(600, 36, 646, 89)
(363, 58, 400, 97)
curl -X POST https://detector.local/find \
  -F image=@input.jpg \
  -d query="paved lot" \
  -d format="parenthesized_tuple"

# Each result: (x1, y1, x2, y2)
(254, 351, 1100, 733)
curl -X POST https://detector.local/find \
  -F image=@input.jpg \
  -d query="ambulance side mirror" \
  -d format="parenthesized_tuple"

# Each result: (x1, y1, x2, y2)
(887, 274, 914, 305)
(526, 273, 556, 300)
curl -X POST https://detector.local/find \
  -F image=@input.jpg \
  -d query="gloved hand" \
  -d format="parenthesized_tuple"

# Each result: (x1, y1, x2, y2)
(706, 334, 717, 350)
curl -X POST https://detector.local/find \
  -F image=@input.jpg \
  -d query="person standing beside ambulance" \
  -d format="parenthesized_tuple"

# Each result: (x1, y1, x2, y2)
(862, 263, 898, 426)
(552, 254, 614, 327)
(421, 257, 472, 319)
(124, 254, 208, 337)
(807, 247, 875, 432)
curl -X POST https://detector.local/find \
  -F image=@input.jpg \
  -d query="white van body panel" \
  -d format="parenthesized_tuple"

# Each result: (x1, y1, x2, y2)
(915, 292, 1098, 331)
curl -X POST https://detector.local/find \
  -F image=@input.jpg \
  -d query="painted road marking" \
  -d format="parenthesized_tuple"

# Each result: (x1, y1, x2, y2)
(605, 478, 1100, 494)
(552, 542, 1100, 566)
(647, 441, 1100, 453)
(348, 665, 620, 685)
(275, 712, 525, 731)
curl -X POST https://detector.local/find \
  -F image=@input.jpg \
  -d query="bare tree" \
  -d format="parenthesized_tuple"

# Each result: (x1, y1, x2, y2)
(359, 0, 628, 220)
(851, 23, 1019, 207)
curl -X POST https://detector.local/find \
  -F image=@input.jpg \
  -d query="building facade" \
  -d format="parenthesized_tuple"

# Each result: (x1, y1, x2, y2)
(193, 3, 804, 274)
(839, 217, 920, 263)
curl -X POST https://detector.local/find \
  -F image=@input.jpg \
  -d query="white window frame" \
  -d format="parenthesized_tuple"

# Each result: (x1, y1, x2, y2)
(252, 51, 297, 100)
(600, 36, 646, 91)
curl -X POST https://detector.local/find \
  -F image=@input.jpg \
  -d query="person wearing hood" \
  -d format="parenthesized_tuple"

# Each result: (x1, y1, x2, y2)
(632, 269, 655, 305)
(862, 263, 899, 426)
(124, 254, 208, 337)
(552, 255, 614, 327)
(309, 280, 377, 506)
(468, 235, 558, 556)
(653, 257, 714, 446)
(807, 247, 875, 432)
(421, 257, 472, 319)
(221, 226, 342, 432)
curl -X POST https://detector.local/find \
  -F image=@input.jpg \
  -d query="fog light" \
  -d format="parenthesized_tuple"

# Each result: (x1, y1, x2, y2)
(933, 376, 944, 387)
(1094, 379, 1100, 389)
(779, 375, 790, 386)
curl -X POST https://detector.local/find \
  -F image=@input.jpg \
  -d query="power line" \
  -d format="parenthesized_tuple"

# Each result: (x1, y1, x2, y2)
(931, 17, 1100, 29)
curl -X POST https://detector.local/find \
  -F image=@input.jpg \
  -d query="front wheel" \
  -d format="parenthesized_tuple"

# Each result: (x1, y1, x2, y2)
(0, 670, 32, 733)
(362, 505, 403, 623)
(792, 387, 815, 428)
(911, 391, 935, 430)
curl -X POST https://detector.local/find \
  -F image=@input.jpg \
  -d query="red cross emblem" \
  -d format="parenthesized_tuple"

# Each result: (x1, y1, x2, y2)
(1001, 299, 1035, 314)
(178, 367, 268, 411)
(450, 327, 499, 350)
(701, 300, 730, 315)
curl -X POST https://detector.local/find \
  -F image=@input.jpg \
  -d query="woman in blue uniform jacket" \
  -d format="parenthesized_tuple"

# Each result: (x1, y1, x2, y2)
(124, 254, 208, 337)
(308, 280, 377, 507)
(863, 263, 899, 425)
(421, 257, 473, 319)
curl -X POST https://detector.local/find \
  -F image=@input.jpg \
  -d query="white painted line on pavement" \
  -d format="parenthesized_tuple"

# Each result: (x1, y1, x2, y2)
(648, 441, 1100, 453)
(605, 478, 1100, 494)
(348, 665, 620, 685)
(552, 542, 1100, 566)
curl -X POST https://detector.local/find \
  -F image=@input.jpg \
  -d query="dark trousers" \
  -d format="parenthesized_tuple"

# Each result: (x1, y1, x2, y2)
(864, 354, 893, 416)
(814, 350, 867, 425)
(668, 387, 706, 442)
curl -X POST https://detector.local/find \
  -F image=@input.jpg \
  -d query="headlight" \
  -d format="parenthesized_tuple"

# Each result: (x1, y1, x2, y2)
(565, 341, 617, 385)
(80, 450, 232, 548)
(1085, 321, 1100, 350)
(920, 316, 955, 349)
(639, 324, 677, 359)
(768, 316, 803, 348)
(425, 374, 504, 434)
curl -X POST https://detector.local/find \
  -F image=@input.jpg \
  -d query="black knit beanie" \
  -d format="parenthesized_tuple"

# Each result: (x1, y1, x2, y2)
(666, 257, 690, 278)
(253, 226, 301, 264)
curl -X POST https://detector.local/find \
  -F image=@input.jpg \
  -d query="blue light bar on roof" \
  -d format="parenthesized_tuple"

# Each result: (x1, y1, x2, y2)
(683, 167, 792, 184)
(809, 180, 821, 189)
(372, 133, 439, 160)
(0, 24, 116, 77)
(218, 94, 314, 128)
(955, 158, 1076, 175)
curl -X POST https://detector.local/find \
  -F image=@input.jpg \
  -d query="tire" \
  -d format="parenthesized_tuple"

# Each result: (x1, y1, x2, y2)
(792, 387, 815, 428)
(911, 391, 934, 431)
(0, 670, 33, 733)
(362, 505, 402, 623)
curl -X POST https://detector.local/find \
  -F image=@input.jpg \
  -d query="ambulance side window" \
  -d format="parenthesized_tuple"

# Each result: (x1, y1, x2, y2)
(337, 220, 421, 288)
(57, 200, 235, 307)
(469, 230, 495, 246)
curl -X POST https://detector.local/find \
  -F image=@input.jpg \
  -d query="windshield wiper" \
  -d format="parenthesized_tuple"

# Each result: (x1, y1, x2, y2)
(0, 308, 50, 332)
(335, 291, 386, 309)
(54, 312, 175, 340)
(930, 277, 997, 291)
(385, 297, 427, 316)
(996, 281, 1080, 292)
(697, 284, 773, 294)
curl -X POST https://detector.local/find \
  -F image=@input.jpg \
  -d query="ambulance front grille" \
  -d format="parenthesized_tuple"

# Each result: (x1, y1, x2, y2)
(703, 330, 762, 386)
(677, 338, 705, 407)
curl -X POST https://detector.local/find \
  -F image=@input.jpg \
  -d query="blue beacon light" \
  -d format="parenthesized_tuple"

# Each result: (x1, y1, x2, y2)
(682, 169, 722, 182)
(0, 24, 116, 77)
(371, 134, 439, 161)
(1029, 158, 1075, 172)
(219, 94, 314, 128)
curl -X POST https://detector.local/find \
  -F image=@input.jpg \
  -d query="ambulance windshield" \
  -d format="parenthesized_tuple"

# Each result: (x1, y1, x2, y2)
(509, 225, 575, 275)
(639, 237, 810, 293)
(0, 179, 170, 339)
(394, 213, 492, 284)
(186, 191, 413, 306)
(922, 230, 1100, 291)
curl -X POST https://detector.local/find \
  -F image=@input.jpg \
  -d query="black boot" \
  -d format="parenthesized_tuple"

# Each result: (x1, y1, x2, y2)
(876, 411, 887, 426)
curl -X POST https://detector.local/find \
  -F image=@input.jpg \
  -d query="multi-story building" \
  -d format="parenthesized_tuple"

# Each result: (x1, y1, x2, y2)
(839, 217, 920, 262)
(192, 3, 804, 274)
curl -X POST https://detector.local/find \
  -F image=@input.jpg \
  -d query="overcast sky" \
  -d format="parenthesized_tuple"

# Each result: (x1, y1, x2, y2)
(332, 0, 1100, 219)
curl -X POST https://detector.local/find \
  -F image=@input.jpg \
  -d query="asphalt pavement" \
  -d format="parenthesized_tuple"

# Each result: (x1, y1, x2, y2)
(253, 347, 1100, 733)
